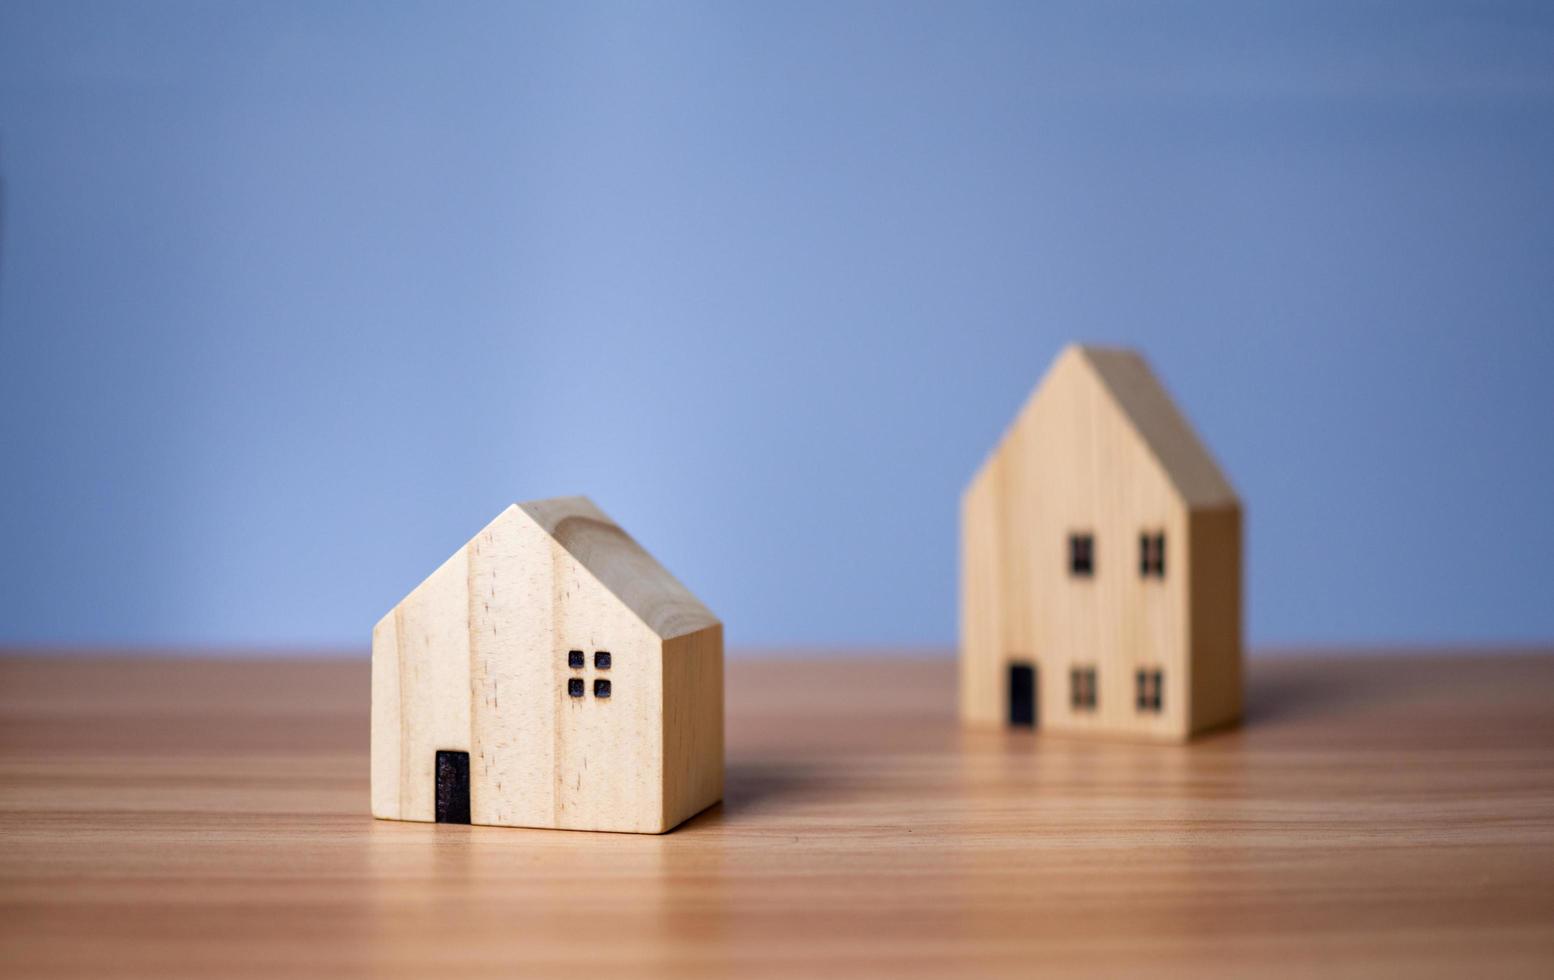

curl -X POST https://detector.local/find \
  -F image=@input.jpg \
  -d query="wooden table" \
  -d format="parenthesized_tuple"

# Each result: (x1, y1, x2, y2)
(2, 651, 1552, 977)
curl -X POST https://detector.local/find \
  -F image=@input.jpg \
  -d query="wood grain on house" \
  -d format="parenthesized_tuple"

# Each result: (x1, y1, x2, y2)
(962, 344, 1242, 740)
(372, 496, 722, 833)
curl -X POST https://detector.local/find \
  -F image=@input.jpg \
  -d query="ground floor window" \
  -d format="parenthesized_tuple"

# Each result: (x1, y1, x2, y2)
(1135, 668, 1163, 712)
(1070, 666, 1097, 710)
(1069, 532, 1095, 576)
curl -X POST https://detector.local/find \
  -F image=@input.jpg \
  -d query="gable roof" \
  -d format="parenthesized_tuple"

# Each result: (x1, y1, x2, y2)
(1070, 345, 1237, 508)
(514, 496, 720, 641)
(977, 344, 1237, 510)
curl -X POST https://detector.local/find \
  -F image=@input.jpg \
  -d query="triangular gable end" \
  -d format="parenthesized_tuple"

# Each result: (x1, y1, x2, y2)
(967, 344, 1237, 512)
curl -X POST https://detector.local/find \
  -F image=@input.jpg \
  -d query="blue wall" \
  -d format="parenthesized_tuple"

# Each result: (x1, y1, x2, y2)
(2, 2, 1552, 650)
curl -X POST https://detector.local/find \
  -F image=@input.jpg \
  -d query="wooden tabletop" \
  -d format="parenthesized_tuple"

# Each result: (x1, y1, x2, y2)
(2, 651, 1552, 978)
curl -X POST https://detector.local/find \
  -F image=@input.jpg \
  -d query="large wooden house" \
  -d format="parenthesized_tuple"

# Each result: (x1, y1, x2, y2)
(960, 345, 1242, 741)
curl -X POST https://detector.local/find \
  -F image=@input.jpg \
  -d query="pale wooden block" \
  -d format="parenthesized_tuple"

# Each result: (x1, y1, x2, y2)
(394, 545, 473, 820)
(958, 462, 1003, 727)
(960, 344, 1243, 742)
(662, 622, 724, 832)
(368, 611, 400, 820)
(1188, 504, 1243, 734)
(372, 497, 723, 833)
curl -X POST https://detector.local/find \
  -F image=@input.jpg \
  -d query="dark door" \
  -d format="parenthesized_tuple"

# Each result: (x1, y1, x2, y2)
(435, 750, 471, 824)
(1008, 662, 1036, 728)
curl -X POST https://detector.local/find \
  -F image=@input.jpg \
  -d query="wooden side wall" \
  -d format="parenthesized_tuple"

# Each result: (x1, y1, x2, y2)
(960, 461, 1006, 726)
(662, 623, 725, 832)
(1188, 504, 1243, 735)
(370, 546, 471, 821)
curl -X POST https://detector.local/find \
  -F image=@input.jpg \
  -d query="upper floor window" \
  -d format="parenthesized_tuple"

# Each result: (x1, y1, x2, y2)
(1069, 533, 1095, 577)
(1139, 531, 1165, 578)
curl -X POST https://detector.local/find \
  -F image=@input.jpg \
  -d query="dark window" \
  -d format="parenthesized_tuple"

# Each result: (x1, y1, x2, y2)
(594, 650, 611, 669)
(1135, 668, 1163, 712)
(1139, 532, 1165, 578)
(567, 678, 585, 698)
(1069, 533, 1095, 577)
(594, 678, 612, 699)
(567, 650, 585, 669)
(434, 750, 470, 824)
(1070, 666, 1097, 710)
(1008, 662, 1036, 727)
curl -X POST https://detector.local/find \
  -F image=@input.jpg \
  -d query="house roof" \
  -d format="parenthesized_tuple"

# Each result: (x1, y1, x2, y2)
(980, 344, 1238, 510)
(1072, 345, 1237, 508)
(514, 496, 720, 641)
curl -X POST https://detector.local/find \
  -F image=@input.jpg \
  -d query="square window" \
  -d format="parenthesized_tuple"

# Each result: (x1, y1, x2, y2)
(567, 678, 584, 698)
(594, 650, 611, 669)
(1070, 666, 1097, 710)
(1135, 668, 1162, 712)
(567, 650, 585, 669)
(1069, 533, 1095, 577)
(594, 679, 612, 699)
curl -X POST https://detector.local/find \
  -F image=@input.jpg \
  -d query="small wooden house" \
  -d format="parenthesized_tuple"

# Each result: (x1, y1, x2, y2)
(371, 496, 723, 833)
(960, 345, 1242, 741)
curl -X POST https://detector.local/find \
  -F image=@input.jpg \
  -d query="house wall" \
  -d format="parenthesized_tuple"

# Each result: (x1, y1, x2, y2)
(662, 623, 724, 832)
(959, 458, 1005, 727)
(1188, 504, 1243, 735)
(961, 348, 1195, 740)
(372, 506, 668, 832)
(370, 543, 472, 821)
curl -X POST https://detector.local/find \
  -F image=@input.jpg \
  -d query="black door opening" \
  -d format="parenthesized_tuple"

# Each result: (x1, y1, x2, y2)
(435, 750, 471, 824)
(1008, 662, 1036, 728)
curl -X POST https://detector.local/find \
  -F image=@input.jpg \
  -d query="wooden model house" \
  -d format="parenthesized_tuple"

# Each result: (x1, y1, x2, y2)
(960, 345, 1241, 741)
(371, 496, 723, 833)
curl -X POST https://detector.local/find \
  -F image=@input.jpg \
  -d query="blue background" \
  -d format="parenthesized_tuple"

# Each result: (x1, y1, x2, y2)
(2, 1, 1551, 652)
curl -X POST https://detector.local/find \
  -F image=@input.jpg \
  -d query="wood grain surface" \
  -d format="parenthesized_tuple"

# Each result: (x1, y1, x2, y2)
(2, 651, 1552, 978)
